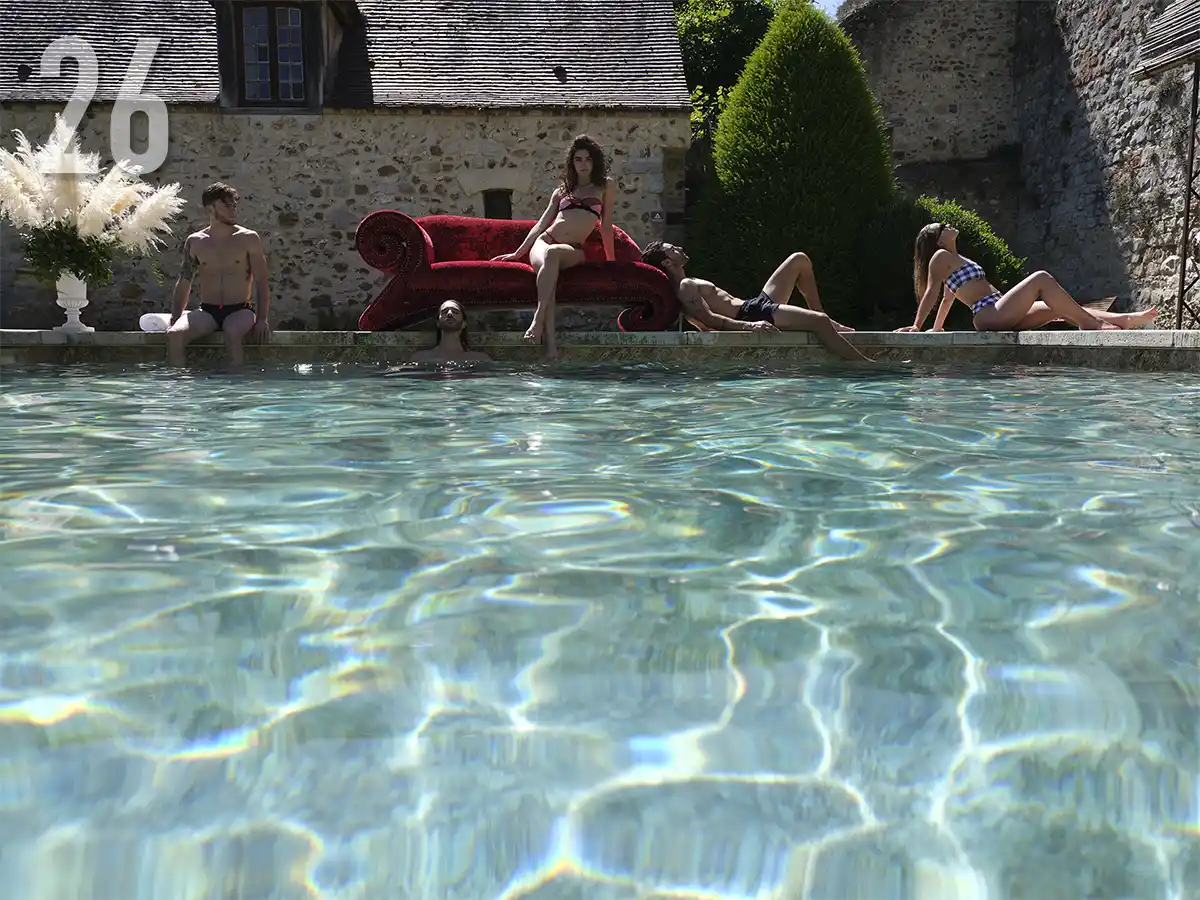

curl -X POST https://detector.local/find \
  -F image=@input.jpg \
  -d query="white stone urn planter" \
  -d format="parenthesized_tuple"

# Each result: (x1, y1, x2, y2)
(53, 273, 94, 333)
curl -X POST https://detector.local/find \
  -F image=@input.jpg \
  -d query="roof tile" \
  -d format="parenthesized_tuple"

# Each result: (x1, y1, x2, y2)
(0, 0, 692, 109)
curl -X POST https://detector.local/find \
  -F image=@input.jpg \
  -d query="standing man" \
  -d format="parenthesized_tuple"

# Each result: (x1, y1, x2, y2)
(166, 182, 271, 366)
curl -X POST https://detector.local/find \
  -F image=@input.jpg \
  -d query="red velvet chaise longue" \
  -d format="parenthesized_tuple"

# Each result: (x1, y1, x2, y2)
(354, 211, 681, 331)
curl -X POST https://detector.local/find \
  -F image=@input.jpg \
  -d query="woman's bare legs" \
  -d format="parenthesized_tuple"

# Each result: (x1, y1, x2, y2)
(1007, 301, 1160, 331)
(974, 270, 1115, 331)
(527, 239, 585, 360)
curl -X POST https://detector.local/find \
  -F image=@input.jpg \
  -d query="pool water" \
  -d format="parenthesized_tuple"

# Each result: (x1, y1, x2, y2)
(1, 362, 1199, 899)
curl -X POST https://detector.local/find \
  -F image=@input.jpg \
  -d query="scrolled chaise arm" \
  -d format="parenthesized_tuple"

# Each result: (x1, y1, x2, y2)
(354, 210, 434, 277)
(616, 291, 682, 332)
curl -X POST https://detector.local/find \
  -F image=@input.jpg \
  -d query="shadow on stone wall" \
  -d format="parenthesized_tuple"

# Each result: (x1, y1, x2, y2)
(1013, 0, 1130, 306)
(894, 148, 1024, 249)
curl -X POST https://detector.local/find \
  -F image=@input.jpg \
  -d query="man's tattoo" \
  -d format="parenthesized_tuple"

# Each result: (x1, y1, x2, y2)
(180, 243, 197, 281)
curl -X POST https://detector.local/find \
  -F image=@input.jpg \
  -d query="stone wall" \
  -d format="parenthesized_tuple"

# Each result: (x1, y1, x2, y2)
(895, 151, 1024, 251)
(1011, 0, 1131, 304)
(0, 105, 690, 331)
(842, 0, 1018, 165)
(843, 0, 1195, 322)
(1033, 0, 1192, 322)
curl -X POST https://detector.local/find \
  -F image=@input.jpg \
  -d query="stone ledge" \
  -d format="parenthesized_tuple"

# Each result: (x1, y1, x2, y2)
(2, 329, 1199, 371)
(3, 329, 1198, 348)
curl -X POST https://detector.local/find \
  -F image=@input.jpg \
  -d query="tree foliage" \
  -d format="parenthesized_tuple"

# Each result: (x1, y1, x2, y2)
(674, 0, 778, 141)
(689, 0, 895, 320)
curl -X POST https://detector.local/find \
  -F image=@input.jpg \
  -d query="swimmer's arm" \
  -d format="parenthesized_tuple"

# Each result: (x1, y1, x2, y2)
(170, 237, 196, 323)
(931, 285, 954, 332)
(247, 232, 270, 321)
(685, 283, 753, 332)
(503, 187, 561, 259)
(600, 178, 616, 262)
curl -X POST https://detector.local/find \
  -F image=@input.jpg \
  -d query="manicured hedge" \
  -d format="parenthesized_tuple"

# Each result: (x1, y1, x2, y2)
(689, 0, 894, 319)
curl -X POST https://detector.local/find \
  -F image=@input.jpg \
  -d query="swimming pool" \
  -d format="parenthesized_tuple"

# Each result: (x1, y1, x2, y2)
(1, 362, 1198, 899)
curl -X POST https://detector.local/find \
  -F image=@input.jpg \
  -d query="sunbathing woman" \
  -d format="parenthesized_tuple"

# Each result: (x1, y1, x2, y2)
(898, 222, 1157, 332)
(492, 134, 616, 360)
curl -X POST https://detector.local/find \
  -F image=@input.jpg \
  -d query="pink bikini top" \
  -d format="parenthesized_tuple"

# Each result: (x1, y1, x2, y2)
(558, 193, 603, 218)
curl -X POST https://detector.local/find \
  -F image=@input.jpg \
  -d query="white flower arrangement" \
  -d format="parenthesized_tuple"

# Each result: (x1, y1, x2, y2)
(0, 114, 187, 286)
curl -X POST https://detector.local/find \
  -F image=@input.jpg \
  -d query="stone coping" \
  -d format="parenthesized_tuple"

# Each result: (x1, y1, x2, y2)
(3, 328, 1199, 347)
(3, 329, 1200, 370)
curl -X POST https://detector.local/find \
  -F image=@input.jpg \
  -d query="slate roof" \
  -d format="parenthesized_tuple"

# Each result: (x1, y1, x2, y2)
(0, 0, 692, 110)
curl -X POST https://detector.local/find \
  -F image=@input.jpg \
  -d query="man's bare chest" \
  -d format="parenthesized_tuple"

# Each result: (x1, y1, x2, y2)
(193, 239, 248, 269)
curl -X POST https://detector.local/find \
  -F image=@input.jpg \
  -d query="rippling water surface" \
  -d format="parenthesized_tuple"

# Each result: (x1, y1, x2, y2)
(1, 361, 1199, 899)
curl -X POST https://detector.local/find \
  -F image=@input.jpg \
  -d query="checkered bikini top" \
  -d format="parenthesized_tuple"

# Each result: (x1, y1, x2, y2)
(945, 259, 987, 292)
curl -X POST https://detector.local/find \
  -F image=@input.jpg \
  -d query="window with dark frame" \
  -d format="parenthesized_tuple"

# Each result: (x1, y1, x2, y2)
(238, 4, 306, 105)
(483, 189, 513, 220)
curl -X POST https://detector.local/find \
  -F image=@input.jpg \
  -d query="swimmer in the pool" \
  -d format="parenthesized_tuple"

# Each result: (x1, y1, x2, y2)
(410, 300, 492, 363)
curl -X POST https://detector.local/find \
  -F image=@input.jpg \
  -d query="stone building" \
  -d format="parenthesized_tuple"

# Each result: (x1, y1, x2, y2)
(0, 0, 692, 330)
(842, 0, 1194, 324)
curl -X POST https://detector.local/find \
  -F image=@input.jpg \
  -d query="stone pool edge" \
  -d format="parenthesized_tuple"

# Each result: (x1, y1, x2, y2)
(3, 329, 1200, 371)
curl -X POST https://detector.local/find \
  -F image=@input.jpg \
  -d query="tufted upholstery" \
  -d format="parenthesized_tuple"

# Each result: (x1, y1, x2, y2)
(354, 211, 680, 332)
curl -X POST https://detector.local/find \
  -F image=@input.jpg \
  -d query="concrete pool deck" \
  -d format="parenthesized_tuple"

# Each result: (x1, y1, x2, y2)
(3, 328, 1200, 371)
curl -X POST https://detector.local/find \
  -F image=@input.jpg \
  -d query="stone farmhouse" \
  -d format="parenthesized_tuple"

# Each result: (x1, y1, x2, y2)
(0, 0, 692, 330)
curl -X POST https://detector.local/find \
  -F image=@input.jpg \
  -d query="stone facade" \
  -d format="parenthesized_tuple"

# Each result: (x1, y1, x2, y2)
(843, 0, 1194, 323)
(1011, 0, 1135, 305)
(0, 105, 690, 331)
(1035, 0, 1192, 322)
(846, 0, 1018, 165)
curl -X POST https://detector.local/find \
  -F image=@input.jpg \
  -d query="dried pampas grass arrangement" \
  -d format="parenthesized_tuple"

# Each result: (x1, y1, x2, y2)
(0, 115, 186, 285)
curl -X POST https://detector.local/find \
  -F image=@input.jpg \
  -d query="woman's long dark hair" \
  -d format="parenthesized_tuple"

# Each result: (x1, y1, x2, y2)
(434, 301, 472, 350)
(562, 134, 607, 194)
(913, 223, 946, 300)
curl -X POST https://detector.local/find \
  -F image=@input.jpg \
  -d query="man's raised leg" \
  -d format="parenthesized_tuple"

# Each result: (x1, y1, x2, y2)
(166, 310, 217, 366)
(759, 252, 853, 332)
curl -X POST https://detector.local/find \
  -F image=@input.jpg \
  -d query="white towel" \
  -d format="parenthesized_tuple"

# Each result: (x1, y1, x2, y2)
(139, 313, 172, 333)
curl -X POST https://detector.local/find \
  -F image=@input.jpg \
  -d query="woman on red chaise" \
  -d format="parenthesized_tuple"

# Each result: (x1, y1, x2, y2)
(492, 134, 616, 361)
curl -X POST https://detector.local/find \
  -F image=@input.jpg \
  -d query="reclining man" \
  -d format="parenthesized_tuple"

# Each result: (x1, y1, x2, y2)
(640, 242, 870, 363)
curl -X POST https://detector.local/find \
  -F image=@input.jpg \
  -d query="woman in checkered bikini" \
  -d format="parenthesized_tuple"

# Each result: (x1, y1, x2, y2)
(898, 222, 1158, 332)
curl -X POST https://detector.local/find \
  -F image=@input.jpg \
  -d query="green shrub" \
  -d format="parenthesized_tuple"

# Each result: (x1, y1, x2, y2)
(855, 194, 1028, 330)
(22, 220, 116, 285)
(689, 0, 895, 321)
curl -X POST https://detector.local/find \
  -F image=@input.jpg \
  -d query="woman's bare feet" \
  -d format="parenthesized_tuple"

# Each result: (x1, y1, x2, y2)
(524, 320, 544, 342)
(1117, 306, 1159, 329)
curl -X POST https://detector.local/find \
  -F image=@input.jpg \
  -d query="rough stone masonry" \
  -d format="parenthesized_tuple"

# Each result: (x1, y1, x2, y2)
(0, 105, 689, 331)
(844, 0, 1196, 326)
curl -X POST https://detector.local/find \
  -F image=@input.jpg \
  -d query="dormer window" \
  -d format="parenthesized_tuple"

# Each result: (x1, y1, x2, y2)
(214, 0, 327, 111)
(237, 5, 307, 105)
